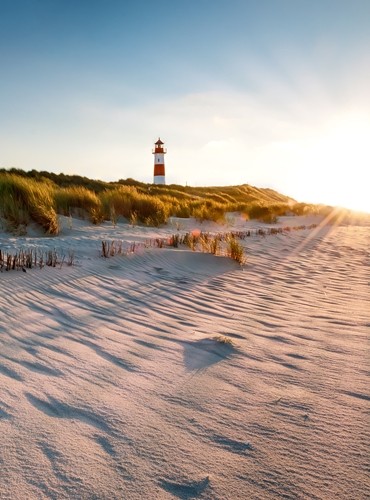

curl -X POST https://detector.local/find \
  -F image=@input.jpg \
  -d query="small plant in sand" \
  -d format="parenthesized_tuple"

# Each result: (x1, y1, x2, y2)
(101, 240, 124, 258)
(226, 237, 245, 265)
(46, 249, 58, 267)
(89, 207, 104, 225)
(170, 234, 180, 248)
(67, 250, 75, 266)
(0, 246, 75, 271)
(199, 233, 211, 253)
(101, 241, 110, 258)
(209, 235, 221, 255)
(214, 335, 234, 345)
(183, 233, 198, 251)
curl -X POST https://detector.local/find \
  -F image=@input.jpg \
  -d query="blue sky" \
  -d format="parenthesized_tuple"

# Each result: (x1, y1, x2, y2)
(1, 0, 370, 211)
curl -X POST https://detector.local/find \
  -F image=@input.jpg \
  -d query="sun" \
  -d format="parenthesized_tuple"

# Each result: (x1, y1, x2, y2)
(298, 112, 370, 213)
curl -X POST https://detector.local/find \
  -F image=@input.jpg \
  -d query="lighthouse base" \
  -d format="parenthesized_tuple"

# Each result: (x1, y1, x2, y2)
(153, 176, 166, 185)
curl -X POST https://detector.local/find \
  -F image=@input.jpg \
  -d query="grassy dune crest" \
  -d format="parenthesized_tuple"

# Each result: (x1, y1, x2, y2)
(1, 168, 362, 234)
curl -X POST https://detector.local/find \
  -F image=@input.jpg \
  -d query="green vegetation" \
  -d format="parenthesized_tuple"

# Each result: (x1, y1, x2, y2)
(0, 167, 343, 234)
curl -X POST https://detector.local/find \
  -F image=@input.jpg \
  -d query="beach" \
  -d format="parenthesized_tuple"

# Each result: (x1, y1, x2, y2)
(0, 214, 369, 499)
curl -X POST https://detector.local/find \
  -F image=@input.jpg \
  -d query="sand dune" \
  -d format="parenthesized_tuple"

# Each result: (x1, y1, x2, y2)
(0, 214, 369, 499)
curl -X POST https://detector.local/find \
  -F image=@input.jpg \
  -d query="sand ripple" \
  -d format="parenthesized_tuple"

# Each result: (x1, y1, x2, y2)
(0, 218, 369, 499)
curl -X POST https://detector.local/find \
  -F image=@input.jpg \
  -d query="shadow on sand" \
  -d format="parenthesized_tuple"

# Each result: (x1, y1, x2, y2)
(183, 337, 238, 372)
(159, 475, 210, 499)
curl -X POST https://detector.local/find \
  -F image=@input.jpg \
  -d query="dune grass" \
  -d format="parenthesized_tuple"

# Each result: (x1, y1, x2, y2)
(0, 247, 75, 271)
(55, 186, 103, 224)
(0, 173, 59, 234)
(0, 168, 349, 233)
(226, 236, 245, 264)
(100, 187, 169, 226)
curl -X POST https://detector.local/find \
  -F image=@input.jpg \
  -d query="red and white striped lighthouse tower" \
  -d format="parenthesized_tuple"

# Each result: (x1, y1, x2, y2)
(152, 138, 166, 185)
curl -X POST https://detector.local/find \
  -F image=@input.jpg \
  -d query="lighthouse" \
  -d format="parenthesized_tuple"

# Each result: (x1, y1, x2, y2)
(152, 138, 166, 185)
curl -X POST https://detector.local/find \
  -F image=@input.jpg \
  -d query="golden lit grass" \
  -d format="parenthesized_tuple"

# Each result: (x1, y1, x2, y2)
(192, 200, 227, 222)
(150, 185, 296, 222)
(226, 236, 246, 264)
(214, 335, 234, 345)
(1, 169, 348, 232)
(0, 173, 59, 234)
(55, 186, 103, 224)
(100, 186, 169, 226)
(246, 202, 291, 223)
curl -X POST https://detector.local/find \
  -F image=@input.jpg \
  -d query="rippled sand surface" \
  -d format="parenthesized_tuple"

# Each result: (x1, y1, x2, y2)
(0, 215, 369, 499)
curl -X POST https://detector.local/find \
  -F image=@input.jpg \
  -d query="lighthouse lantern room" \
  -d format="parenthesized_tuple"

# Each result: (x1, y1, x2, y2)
(153, 138, 166, 184)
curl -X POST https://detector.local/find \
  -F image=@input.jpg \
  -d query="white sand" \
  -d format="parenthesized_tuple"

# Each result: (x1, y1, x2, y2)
(0, 214, 369, 499)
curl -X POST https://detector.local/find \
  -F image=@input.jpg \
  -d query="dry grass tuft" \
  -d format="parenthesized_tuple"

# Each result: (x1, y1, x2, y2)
(226, 236, 246, 264)
(214, 335, 234, 345)
(0, 247, 75, 271)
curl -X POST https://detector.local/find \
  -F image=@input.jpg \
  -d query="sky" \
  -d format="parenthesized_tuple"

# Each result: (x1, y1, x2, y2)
(1, 0, 370, 212)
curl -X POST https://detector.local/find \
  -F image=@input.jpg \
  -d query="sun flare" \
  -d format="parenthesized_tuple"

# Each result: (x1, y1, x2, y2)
(298, 112, 370, 213)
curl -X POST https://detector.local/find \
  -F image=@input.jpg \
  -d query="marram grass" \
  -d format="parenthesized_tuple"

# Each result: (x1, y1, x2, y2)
(100, 187, 169, 226)
(1, 168, 350, 233)
(0, 173, 59, 234)
(55, 186, 103, 223)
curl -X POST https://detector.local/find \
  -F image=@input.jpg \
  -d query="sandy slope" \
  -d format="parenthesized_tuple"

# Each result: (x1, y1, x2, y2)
(0, 215, 369, 499)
